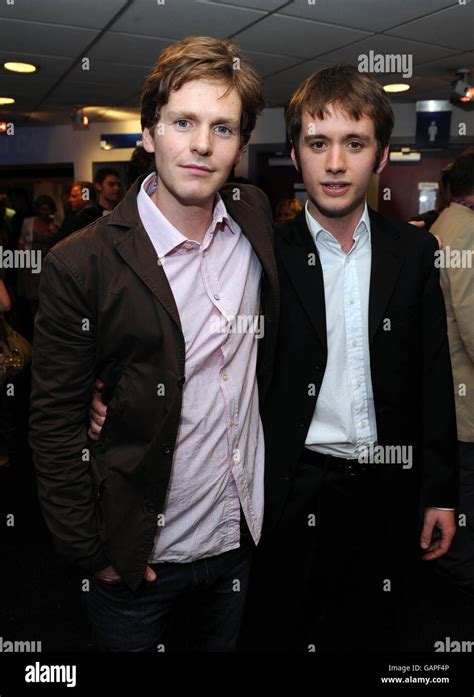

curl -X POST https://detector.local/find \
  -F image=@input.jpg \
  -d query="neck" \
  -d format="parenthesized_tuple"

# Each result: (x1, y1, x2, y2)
(307, 199, 366, 254)
(151, 179, 215, 244)
(98, 195, 113, 211)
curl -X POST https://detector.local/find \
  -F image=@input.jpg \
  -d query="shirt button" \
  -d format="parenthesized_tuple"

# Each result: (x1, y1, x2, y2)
(352, 340, 358, 347)
(360, 421, 367, 428)
(214, 293, 220, 301)
(222, 372, 229, 381)
(349, 298, 354, 305)
(184, 242, 193, 250)
(229, 419, 235, 427)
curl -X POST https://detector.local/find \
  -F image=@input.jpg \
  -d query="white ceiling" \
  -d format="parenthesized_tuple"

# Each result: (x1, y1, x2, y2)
(0, 0, 472, 125)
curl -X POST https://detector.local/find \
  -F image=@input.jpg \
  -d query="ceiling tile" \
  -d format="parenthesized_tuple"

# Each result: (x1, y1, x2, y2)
(88, 33, 174, 65)
(0, 0, 127, 29)
(278, 0, 458, 32)
(264, 59, 330, 84)
(44, 81, 131, 106)
(112, 0, 266, 38)
(387, 3, 474, 52)
(0, 18, 99, 57)
(415, 52, 474, 77)
(68, 61, 151, 85)
(315, 34, 459, 72)
(236, 14, 371, 59)
(241, 50, 303, 77)
(210, 0, 282, 9)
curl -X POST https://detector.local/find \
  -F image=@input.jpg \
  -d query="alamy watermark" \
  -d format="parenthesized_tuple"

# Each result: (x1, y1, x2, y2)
(0, 636, 42, 652)
(210, 314, 265, 339)
(358, 50, 413, 79)
(357, 444, 413, 469)
(434, 246, 473, 269)
(0, 246, 42, 273)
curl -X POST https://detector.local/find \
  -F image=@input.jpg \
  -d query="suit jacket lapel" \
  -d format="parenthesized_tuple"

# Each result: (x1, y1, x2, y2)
(220, 187, 278, 300)
(107, 177, 280, 333)
(107, 176, 182, 330)
(277, 209, 327, 351)
(368, 208, 404, 345)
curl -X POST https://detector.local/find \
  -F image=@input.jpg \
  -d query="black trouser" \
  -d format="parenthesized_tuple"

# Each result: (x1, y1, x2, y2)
(437, 441, 474, 591)
(241, 449, 420, 652)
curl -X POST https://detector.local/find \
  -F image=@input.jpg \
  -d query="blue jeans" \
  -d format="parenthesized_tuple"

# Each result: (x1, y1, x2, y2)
(85, 527, 253, 652)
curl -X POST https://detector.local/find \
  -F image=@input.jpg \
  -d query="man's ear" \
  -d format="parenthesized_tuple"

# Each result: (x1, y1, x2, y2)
(375, 145, 389, 175)
(233, 148, 244, 167)
(290, 146, 299, 172)
(142, 127, 156, 154)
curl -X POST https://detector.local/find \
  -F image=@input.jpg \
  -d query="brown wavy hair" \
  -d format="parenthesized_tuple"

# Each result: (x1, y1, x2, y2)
(286, 64, 394, 169)
(141, 36, 264, 148)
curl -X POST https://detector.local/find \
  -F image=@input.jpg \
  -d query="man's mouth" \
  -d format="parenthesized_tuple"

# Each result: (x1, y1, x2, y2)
(321, 182, 350, 196)
(182, 164, 214, 173)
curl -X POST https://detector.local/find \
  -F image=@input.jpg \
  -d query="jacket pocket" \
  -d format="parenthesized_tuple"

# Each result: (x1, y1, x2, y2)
(94, 368, 133, 449)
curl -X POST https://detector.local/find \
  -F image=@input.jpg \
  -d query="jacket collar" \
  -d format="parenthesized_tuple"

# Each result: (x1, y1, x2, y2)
(105, 175, 278, 331)
(277, 204, 403, 348)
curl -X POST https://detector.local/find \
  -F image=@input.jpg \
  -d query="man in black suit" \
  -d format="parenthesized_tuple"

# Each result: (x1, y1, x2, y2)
(245, 65, 459, 652)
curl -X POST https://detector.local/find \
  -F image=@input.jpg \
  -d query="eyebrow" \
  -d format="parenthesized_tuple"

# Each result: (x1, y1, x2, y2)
(303, 132, 372, 143)
(167, 110, 240, 127)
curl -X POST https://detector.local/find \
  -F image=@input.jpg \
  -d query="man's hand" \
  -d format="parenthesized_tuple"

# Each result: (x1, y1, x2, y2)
(420, 508, 456, 561)
(94, 564, 157, 583)
(408, 220, 426, 228)
(88, 379, 107, 441)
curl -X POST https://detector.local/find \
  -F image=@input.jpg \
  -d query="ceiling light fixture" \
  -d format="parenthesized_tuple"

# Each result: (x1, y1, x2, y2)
(4, 61, 37, 73)
(383, 84, 410, 93)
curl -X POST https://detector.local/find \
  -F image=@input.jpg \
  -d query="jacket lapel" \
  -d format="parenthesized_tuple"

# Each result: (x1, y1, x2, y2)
(277, 209, 327, 350)
(107, 176, 182, 331)
(220, 187, 278, 300)
(368, 208, 404, 345)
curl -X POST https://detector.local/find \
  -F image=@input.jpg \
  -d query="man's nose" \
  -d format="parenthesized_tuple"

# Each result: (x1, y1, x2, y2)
(325, 145, 346, 173)
(190, 126, 212, 156)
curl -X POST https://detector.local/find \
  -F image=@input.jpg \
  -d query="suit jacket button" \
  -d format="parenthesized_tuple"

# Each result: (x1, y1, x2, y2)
(177, 375, 186, 388)
(315, 363, 324, 372)
(161, 443, 172, 455)
(145, 501, 157, 514)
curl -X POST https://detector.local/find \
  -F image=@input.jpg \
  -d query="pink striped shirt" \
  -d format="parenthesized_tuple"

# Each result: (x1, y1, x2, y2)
(137, 173, 264, 563)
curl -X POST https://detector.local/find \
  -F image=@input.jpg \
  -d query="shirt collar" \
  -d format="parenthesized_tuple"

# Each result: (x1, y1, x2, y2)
(137, 172, 237, 258)
(305, 200, 371, 252)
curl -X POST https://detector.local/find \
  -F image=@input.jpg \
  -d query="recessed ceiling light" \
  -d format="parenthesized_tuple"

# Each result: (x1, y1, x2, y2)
(4, 61, 37, 73)
(383, 84, 411, 93)
(0, 97, 15, 105)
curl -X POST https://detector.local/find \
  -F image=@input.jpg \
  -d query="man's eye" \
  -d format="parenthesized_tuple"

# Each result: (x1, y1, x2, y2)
(215, 125, 231, 135)
(176, 119, 189, 128)
(348, 141, 363, 150)
(311, 141, 325, 149)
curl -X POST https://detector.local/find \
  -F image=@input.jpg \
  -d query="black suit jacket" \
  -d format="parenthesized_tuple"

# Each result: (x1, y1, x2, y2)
(262, 206, 459, 531)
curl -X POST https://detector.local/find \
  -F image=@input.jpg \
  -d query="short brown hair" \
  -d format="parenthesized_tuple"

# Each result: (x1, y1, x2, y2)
(141, 36, 264, 148)
(286, 64, 394, 169)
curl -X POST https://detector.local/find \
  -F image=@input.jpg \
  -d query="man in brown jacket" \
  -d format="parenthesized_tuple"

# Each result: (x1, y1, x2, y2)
(29, 37, 278, 652)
